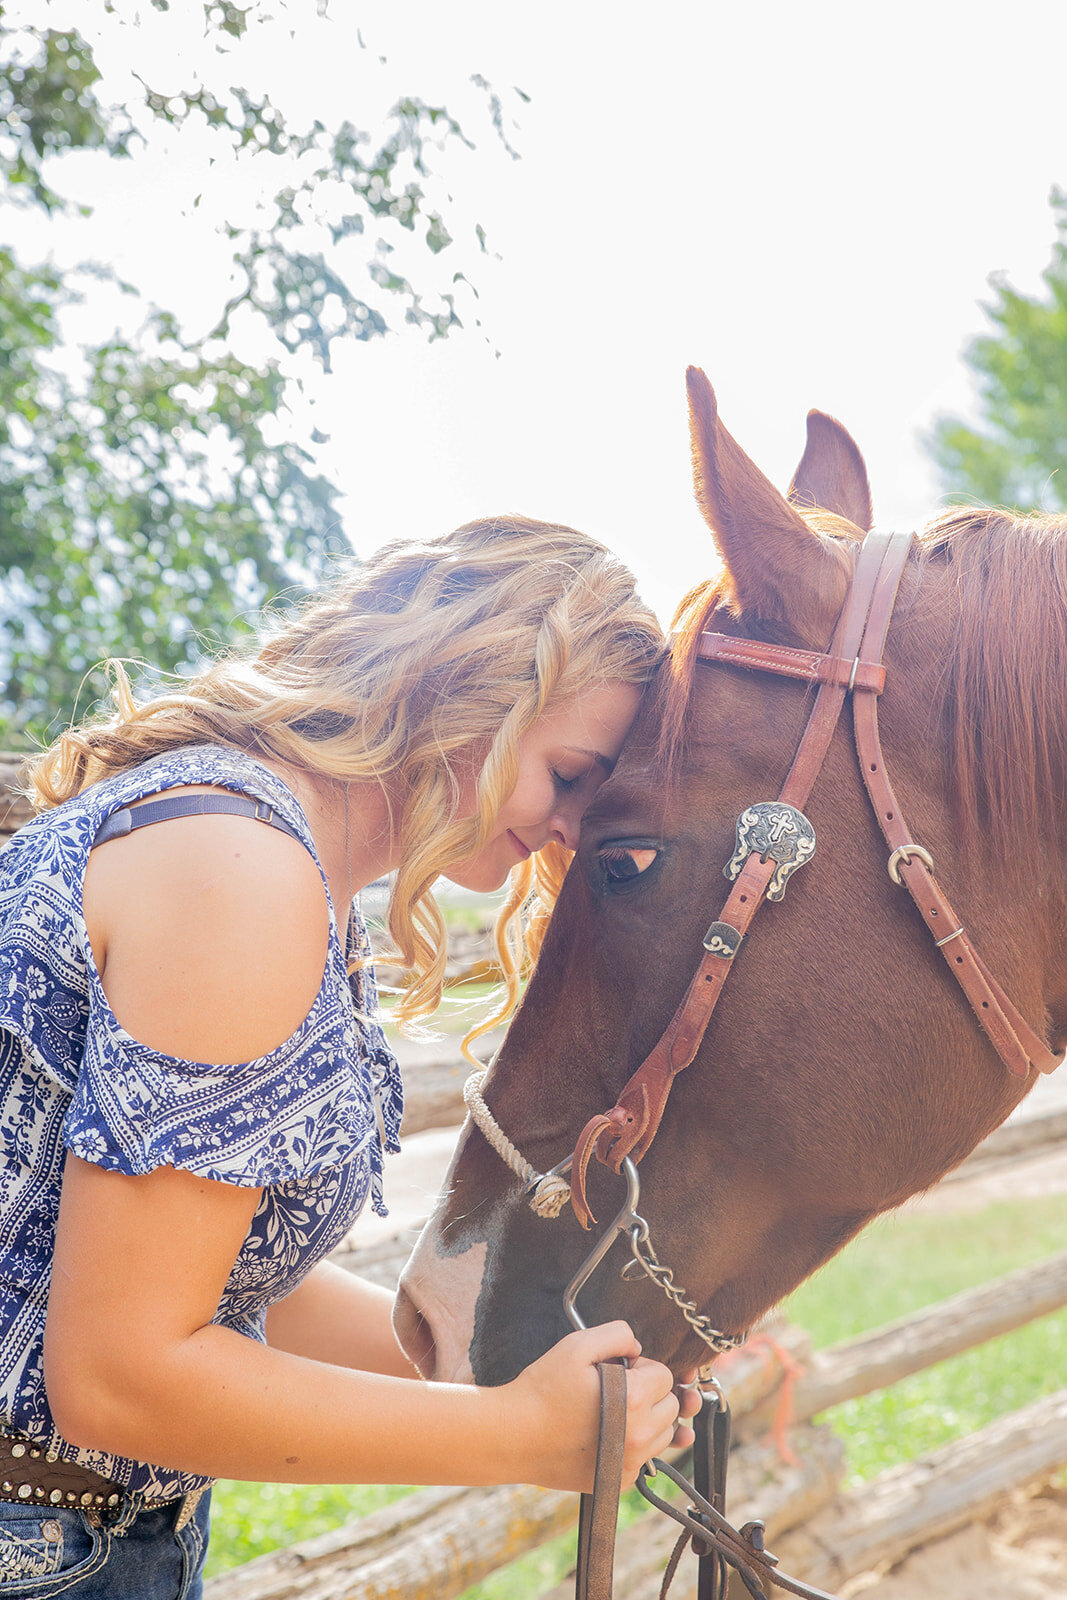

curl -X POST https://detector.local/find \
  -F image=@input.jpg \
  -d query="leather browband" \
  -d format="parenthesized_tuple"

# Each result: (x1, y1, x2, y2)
(695, 632, 886, 695)
(568, 529, 1058, 1230)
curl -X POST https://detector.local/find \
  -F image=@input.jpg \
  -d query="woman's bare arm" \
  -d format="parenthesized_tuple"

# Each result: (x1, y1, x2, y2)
(265, 1265, 419, 1380)
(45, 1155, 678, 1490)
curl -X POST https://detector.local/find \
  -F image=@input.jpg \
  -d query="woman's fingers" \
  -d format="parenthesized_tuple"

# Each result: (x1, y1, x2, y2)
(677, 1383, 703, 1419)
(568, 1319, 642, 1366)
(621, 1357, 682, 1477)
(672, 1368, 714, 1447)
(513, 1326, 720, 1492)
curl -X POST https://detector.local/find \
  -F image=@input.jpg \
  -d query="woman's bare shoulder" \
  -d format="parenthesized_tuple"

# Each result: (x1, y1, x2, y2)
(83, 801, 331, 1065)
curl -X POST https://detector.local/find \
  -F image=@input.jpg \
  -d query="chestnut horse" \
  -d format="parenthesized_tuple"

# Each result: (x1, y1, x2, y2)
(394, 369, 1067, 1387)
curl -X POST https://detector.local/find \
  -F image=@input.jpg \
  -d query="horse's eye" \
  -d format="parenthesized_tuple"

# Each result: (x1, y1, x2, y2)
(599, 845, 659, 884)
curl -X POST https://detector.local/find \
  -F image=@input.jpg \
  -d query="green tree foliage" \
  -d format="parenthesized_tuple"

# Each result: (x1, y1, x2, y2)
(0, 254, 336, 734)
(929, 189, 1067, 511)
(0, 2, 517, 744)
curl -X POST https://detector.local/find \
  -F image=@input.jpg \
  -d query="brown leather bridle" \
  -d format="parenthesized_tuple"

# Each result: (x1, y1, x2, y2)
(569, 527, 1060, 1229)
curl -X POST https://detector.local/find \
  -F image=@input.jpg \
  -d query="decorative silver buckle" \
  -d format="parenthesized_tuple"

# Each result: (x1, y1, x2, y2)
(724, 802, 816, 902)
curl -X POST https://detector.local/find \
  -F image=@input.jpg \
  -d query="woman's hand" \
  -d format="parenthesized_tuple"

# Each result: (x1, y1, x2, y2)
(500, 1321, 683, 1493)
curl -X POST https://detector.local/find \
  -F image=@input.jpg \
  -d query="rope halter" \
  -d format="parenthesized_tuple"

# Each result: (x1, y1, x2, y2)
(463, 1069, 572, 1219)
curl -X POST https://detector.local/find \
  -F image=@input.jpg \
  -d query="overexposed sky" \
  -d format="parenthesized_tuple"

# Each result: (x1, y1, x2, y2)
(11, 0, 1067, 624)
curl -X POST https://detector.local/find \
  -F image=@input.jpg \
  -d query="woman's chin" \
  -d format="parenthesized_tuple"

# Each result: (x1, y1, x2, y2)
(443, 862, 510, 894)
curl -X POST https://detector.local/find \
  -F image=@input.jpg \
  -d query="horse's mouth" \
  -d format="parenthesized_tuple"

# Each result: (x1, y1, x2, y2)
(393, 1283, 440, 1381)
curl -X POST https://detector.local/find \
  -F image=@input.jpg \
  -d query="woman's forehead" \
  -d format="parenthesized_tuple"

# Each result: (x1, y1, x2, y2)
(530, 683, 643, 752)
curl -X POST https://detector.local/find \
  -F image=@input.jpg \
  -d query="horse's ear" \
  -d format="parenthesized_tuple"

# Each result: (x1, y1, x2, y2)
(686, 366, 850, 646)
(788, 410, 873, 532)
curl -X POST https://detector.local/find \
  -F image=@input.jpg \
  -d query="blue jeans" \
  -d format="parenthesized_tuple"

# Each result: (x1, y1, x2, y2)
(0, 1489, 210, 1599)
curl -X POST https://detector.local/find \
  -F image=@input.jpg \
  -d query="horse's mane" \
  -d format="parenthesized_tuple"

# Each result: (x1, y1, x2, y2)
(917, 506, 1067, 859)
(656, 572, 729, 777)
(659, 507, 1067, 861)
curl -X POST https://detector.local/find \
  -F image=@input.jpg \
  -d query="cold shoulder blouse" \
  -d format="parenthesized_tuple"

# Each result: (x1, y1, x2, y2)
(0, 745, 403, 1500)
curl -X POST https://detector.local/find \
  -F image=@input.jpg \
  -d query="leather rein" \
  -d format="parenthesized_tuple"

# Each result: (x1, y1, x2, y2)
(468, 527, 1060, 1600)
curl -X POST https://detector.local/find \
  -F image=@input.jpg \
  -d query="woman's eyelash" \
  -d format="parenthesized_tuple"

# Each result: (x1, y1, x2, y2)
(552, 770, 580, 792)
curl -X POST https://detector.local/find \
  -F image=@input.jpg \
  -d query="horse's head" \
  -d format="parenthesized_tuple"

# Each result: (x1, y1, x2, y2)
(395, 370, 1067, 1385)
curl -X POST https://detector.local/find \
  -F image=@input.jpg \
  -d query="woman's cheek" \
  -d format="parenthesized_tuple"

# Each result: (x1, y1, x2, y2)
(511, 772, 555, 828)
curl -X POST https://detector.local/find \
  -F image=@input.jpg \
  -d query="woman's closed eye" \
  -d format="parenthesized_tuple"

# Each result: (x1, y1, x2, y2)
(552, 770, 582, 794)
(599, 844, 659, 884)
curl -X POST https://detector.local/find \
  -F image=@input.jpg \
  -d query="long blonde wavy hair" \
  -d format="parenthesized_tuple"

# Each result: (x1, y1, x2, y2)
(28, 515, 664, 1050)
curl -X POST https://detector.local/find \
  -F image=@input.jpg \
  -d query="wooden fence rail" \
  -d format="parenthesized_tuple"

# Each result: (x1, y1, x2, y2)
(601, 1388, 1067, 1600)
(772, 1388, 1067, 1598)
(738, 1247, 1067, 1438)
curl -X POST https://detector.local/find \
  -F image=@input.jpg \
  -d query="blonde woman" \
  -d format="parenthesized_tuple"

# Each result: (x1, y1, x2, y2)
(0, 517, 697, 1598)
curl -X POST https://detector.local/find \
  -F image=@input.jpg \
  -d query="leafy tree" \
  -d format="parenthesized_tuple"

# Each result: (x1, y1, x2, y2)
(0, 3, 518, 744)
(929, 189, 1067, 511)
(0, 255, 338, 733)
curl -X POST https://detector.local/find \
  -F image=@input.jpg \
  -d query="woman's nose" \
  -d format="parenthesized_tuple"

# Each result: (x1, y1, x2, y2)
(548, 798, 584, 851)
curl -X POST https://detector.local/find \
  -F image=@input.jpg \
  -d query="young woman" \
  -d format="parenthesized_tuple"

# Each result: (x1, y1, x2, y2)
(0, 516, 698, 1598)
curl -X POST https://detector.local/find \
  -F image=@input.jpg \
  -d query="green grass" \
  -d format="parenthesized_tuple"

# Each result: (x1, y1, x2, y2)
(439, 903, 497, 934)
(782, 1191, 1067, 1483)
(203, 1192, 1067, 1581)
(206, 1482, 414, 1576)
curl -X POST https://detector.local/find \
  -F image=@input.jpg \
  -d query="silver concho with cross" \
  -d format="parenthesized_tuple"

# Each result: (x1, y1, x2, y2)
(724, 801, 817, 901)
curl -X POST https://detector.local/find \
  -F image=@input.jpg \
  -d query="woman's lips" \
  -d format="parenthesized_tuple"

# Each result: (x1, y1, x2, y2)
(507, 830, 532, 860)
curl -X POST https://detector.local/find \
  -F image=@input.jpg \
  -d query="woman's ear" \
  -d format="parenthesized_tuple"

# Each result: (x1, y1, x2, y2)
(686, 366, 853, 649)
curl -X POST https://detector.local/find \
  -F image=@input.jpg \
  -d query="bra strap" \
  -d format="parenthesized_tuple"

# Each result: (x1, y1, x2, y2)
(93, 792, 304, 848)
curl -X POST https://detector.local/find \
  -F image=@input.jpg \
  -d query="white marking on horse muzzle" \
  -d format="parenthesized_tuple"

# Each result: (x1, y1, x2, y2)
(463, 1073, 742, 1359)
(394, 1234, 488, 1384)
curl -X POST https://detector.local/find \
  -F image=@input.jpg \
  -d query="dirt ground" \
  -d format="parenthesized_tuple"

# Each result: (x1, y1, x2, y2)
(841, 1484, 1067, 1600)
(840, 1070, 1067, 1599)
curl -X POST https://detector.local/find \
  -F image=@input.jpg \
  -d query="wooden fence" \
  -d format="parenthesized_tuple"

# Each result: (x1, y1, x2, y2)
(3, 759, 1066, 1598)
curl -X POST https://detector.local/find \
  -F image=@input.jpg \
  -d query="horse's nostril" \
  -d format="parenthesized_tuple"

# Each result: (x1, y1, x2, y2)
(393, 1284, 438, 1382)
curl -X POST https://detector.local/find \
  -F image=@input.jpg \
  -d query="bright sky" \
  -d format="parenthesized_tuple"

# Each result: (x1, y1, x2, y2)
(14, 0, 1067, 624)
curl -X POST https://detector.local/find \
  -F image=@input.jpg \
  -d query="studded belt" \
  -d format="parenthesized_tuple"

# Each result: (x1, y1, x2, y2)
(0, 1430, 124, 1520)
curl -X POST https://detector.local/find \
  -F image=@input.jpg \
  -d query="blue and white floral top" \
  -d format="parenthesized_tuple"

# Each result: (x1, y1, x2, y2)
(0, 745, 403, 1500)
